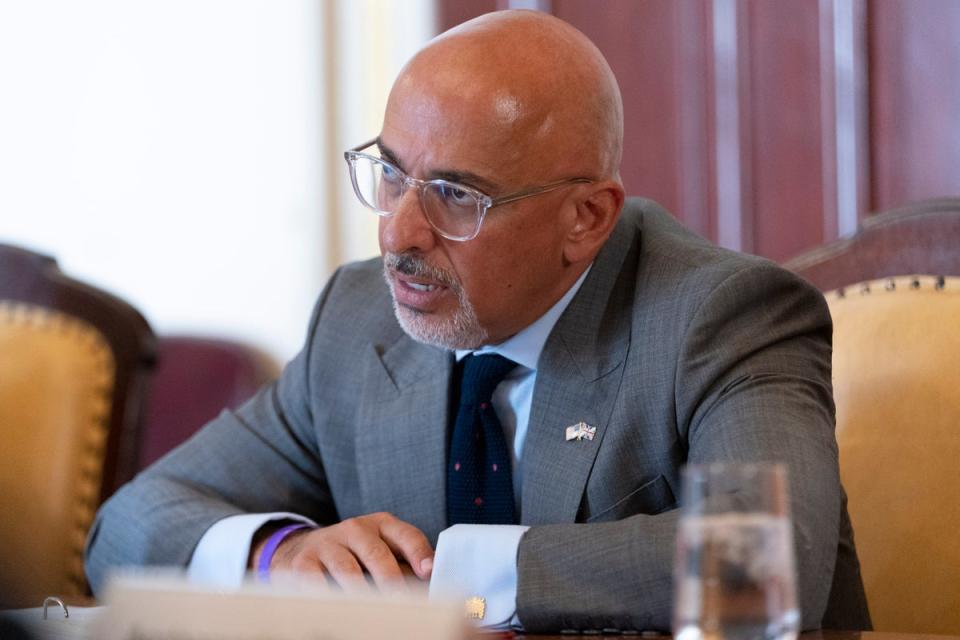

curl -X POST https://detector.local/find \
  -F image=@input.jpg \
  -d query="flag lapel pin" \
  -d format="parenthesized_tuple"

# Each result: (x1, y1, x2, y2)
(565, 421, 597, 442)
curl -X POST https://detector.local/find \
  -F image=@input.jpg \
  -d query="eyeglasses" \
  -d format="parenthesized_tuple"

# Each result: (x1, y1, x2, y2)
(344, 139, 592, 241)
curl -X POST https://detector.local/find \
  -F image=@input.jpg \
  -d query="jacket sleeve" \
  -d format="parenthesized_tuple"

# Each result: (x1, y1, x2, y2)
(83, 269, 345, 594)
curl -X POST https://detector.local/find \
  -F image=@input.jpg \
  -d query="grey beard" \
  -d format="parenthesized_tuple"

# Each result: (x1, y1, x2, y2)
(382, 253, 488, 350)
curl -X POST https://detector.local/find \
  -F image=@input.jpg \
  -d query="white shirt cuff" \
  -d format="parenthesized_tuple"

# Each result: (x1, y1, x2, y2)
(187, 512, 316, 587)
(428, 524, 529, 628)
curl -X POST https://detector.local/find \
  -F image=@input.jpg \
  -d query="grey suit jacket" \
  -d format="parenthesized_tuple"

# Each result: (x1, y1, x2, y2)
(85, 198, 870, 632)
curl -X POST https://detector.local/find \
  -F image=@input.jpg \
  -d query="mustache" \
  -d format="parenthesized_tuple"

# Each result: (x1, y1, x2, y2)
(383, 253, 459, 289)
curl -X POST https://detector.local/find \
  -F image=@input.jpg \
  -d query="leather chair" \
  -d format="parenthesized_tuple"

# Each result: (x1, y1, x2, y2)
(139, 336, 279, 469)
(784, 198, 960, 634)
(0, 244, 155, 607)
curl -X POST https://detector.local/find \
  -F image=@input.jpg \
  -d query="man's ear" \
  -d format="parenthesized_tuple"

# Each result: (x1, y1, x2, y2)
(562, 181, 625, 264)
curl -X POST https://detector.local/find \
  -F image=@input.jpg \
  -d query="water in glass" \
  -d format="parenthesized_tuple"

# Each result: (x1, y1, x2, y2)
(673, 464, 800, 640)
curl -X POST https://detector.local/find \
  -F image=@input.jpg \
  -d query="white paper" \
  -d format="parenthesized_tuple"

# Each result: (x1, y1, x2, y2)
(91, 572, 467, 640)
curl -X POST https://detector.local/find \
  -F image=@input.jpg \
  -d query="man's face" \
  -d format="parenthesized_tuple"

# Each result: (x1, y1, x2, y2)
(377, 75, 577, 350)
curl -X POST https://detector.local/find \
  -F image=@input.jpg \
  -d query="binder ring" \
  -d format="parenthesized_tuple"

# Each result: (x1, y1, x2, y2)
(42, 596, 69, 620)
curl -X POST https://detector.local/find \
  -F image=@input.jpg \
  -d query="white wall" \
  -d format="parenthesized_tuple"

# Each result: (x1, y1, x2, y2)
(0, 0, 435, 362)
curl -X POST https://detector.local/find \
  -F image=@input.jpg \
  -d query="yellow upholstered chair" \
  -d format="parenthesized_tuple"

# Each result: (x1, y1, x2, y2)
(0, 244, 155, 608)
(786, 199, 960, 634)
(826, 275, 960, 634)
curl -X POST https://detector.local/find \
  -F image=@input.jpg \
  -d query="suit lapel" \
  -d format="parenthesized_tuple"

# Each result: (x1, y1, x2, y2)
(521, 213, 641, 525)
(355, 332, 453, 543)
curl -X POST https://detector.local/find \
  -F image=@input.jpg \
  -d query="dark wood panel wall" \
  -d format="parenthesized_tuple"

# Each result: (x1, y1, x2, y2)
(437, 0, 960, 262)
(870, 0, 960, 212)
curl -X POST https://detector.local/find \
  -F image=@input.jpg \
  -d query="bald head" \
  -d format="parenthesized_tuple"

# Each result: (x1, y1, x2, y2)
(385, 10, 623, 182)
(375, 11, 627, 349)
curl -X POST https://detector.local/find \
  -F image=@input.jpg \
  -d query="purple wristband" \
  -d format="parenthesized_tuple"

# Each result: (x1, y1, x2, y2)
(257, 523, 313, 581)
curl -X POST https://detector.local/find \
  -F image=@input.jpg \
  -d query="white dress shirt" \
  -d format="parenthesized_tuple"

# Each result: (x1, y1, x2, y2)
(189, 266, 591, 627)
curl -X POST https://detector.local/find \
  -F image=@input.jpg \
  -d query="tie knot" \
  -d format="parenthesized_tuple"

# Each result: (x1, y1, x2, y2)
(459, 354, 516, 406)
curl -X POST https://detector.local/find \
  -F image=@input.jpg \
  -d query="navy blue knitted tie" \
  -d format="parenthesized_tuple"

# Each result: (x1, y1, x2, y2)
(447, 354, 517, 525)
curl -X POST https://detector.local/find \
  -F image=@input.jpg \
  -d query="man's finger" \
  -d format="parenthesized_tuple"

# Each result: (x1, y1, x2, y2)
(376, 514, 435, 580)
(316, 545, 371, 593)
(348, 533, 407, 590)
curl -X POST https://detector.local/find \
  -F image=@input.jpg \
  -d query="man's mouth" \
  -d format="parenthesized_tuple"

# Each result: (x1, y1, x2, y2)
(389, 270, 451, 310)
(394, 269, 446, 291)
(383, 253, 460, 312)
(404, 280, 439, 292)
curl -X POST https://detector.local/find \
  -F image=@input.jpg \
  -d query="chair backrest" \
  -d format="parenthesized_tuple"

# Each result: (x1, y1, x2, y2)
(139, 336, 279, 469)
(784, 198, 960, 291)
(0, 243, 155, 607)
(784, 199, 960, 634)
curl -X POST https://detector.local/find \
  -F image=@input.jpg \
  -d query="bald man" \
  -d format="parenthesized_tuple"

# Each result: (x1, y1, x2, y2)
(86, 10, 870, 633)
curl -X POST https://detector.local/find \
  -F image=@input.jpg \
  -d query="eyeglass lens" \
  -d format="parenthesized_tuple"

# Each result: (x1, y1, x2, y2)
(350, 156, 481, 240)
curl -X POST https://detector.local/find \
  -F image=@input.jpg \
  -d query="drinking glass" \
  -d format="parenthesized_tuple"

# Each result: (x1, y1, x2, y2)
(672, 463, 800, 640)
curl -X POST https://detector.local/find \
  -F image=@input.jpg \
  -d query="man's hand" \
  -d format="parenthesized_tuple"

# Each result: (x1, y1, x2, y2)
(250, 513, 434, 591)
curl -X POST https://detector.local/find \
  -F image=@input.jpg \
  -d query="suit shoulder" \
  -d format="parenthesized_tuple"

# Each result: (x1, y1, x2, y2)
(621, 197, 803, 288)
(323, 257, 389, 307)
(306, 256, 400, 342)
(332, 256, 386, 288)
(610, 200, 826, 337)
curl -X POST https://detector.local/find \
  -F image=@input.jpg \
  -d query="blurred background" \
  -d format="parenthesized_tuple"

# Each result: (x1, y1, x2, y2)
(0, 0, 434, 362)
(2, 0, 958, 364)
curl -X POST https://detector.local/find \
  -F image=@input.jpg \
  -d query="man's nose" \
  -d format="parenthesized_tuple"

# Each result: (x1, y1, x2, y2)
(379, 186, 437, 255)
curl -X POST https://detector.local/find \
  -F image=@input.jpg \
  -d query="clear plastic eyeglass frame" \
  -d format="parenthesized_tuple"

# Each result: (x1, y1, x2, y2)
(344, 138, 593, 241)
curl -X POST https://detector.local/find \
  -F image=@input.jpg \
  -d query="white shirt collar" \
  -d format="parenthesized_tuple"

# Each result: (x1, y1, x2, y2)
(455, 265, 592, 372)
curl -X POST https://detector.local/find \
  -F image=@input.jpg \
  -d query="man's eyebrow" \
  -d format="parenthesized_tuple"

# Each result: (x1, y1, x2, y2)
(375, 138, 500, 194)
(376, 139, 404, 168)
(430, 170, 499, 194)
